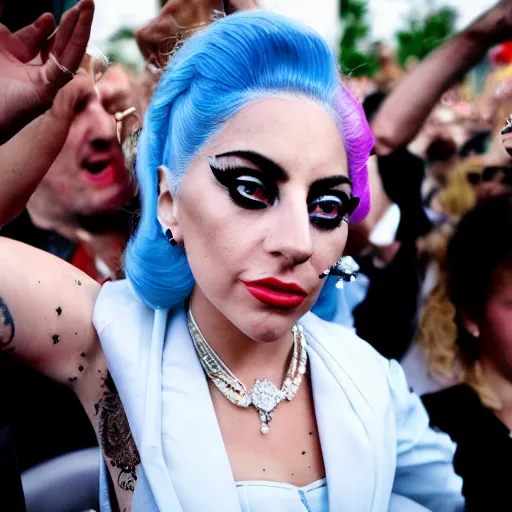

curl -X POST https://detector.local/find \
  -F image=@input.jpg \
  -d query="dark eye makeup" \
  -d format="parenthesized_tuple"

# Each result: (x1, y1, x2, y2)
(208, 154, 359, 229)
(308, 192, 359, 230)
(208, 157, 277, 210)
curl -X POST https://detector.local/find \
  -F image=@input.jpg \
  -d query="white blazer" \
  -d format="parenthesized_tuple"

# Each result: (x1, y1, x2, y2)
(93, 280, 464, 512)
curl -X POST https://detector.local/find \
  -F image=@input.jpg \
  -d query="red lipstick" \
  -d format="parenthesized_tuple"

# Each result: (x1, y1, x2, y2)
(242, 277, 307, 309)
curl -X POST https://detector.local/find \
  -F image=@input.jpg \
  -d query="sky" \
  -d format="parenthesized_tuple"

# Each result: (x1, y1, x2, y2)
(90, 0, 495, 51)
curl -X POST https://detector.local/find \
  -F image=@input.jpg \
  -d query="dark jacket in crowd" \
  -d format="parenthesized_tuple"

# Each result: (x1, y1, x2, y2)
(422, 384, 511, 511)
(353, 148, 433, 360)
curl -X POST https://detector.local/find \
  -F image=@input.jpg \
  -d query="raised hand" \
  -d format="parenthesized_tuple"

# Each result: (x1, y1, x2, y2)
(0, 0, 94, 145)
(135, 0, 222, 68)
(468, 0, 512, 46)
(135, 0, 257, 69)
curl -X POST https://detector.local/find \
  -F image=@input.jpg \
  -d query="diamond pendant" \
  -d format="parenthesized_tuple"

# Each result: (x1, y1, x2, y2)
(250, 379, 284, 435)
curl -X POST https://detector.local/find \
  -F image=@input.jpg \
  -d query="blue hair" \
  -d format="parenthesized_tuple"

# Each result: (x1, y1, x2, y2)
(125, 11, 373, 310)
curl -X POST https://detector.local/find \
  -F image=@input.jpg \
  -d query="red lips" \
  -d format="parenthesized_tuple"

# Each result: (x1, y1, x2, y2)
(242, 277, 307, 309)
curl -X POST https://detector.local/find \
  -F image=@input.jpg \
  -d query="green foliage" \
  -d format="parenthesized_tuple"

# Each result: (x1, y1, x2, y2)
(396, 6, 457, 67)
(108, 27, 136, 43)
(338, 0, 458, 77)
(339, 0, 377, 77)
(105, 27, 140, 70)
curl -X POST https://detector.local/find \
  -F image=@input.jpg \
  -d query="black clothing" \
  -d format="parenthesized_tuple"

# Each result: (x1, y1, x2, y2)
(1, 209, 76, 261)
(353, 240, 420, 361)
(0, 411, 25, 511)
(1, 1, 72, 31)
(0, 357, 97, 472)
(353, 148, 432, 360)
(377, 148, 432, 242)
(459, 130, 491, 158)
(423, 384, 511, 511)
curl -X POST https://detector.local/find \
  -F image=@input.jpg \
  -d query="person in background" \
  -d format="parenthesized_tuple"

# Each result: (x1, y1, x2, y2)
(422, 137, 458, 209)
(1, 60, 139, 282)
(348, 0, 512, 361)
(420, 193, 512, 511)
(0, 1, 95, 225)
(372, 42, 403, 94)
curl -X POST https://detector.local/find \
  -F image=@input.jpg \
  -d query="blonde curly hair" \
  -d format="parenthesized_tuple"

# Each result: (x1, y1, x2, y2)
(418, 159, 502, 410)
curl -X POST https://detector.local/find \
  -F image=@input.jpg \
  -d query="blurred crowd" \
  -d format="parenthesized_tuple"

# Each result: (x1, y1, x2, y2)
(2, 0, 512, 510)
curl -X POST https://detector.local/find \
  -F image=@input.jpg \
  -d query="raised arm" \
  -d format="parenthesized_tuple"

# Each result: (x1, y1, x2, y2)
(0, 237, 100, 386)
(373, 0, 512, 155)
(0, 237, 140, 510)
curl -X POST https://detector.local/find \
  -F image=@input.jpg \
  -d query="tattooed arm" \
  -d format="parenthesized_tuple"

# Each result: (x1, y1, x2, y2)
(0, 237, 139, 511)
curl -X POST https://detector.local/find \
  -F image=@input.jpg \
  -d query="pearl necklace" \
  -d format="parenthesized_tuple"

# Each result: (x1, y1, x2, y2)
(187, 309, 308, 435)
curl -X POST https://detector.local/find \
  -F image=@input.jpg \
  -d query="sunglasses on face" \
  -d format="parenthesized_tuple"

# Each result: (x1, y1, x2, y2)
(466, 167, 512, 186)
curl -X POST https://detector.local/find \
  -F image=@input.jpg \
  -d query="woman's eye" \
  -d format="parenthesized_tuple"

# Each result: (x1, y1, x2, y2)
(308, 193, 356, 230)
(236, 177, 269, 204)
(309, 199, 340, 219)
(230, 175, 271, 209)
(309, 195, 344, 221)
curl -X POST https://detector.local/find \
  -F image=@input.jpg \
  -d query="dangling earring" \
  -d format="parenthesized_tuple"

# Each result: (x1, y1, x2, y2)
(319, 256, 360, 289)
(165, 228, 178, 247)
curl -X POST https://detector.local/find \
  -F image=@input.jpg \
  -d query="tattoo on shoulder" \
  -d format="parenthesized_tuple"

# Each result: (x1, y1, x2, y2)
(95, 372, 141, 492)
(0, 298, 15, 349)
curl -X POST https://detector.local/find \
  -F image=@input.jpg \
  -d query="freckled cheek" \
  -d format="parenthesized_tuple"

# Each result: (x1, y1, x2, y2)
(180, 197, 251, 286)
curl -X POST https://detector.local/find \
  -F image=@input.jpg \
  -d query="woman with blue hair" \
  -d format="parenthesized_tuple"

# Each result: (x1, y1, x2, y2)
(0, 10, 464, 512)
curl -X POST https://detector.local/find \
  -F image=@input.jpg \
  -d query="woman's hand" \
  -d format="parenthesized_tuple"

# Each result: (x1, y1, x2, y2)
(0, 0, 94, 145)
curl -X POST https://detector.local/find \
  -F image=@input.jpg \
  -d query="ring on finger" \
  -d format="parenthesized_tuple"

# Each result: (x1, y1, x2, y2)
(49, 53, 75, 79)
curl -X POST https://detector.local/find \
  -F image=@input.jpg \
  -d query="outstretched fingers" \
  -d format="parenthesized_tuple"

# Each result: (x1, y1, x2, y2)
(14, 13, 56, 63)
(44, 0, 95, 90)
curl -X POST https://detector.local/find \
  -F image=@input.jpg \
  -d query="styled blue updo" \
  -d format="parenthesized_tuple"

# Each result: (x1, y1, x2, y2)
(125, 11, 374, 310)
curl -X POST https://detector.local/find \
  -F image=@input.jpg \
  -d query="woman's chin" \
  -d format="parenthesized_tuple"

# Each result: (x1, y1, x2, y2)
(244, 317, 296, 344)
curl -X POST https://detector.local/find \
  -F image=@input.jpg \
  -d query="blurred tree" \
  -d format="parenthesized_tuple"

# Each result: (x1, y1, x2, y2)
(396, 6, 457, 68)
(339, 0, 378, 77)
(105, 27, 141, 70)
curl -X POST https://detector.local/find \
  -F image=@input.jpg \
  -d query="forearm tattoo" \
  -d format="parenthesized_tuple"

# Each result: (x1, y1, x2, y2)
(0, 297, 15, 349)
(95, 372, 141, 492)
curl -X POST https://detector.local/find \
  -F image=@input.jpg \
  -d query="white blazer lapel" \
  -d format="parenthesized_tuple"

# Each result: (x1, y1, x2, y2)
(304, 318, 378, 512)
(161, 305, 242, 512)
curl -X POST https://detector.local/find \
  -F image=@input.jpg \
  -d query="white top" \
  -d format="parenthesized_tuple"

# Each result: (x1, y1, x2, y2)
(236, 478, 328, 512)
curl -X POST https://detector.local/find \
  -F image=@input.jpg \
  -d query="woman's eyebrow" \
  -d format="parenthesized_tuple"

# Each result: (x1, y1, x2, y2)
(308, 175, 352, 198)
(214, 150, 288, 181)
